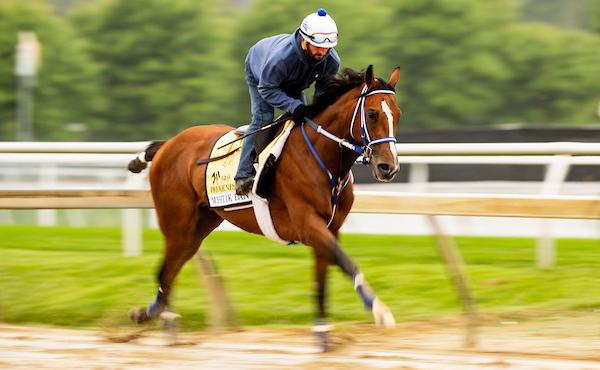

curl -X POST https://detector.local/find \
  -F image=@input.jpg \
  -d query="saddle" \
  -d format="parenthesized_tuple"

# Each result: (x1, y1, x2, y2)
(204, 119, 295, 209)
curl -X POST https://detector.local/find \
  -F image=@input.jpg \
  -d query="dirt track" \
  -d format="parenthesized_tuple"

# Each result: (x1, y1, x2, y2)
(1, 314, 600, 369)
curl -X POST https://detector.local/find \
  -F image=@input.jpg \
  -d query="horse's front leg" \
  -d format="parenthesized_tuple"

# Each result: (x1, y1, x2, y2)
(329, 238, 396, 328)
(303, 217, 395, 348)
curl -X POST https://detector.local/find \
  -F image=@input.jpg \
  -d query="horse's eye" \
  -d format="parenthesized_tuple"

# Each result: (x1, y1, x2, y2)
(367, 110, 378, 121)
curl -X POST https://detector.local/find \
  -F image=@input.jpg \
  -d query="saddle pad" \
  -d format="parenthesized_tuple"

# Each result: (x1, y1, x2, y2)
(205, 131, 251, 208)
(251, 119, 296, 244)
(205, 120, 294, 214)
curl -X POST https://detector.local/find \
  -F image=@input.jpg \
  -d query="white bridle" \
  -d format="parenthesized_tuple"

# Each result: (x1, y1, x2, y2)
(304, 84, 398, 162)
(349, 84, 398, 156)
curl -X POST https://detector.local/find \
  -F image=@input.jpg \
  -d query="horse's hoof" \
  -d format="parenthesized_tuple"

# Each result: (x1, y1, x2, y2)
(312, 319, 334, 352)
(316, 330, 330, 352)
(372, 297, 396, 328)
(129, 307, 150, 324)
(160, 311, 181, 346)
(160, 311, 181, 330)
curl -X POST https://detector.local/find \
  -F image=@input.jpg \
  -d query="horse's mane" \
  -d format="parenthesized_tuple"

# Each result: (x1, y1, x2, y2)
(307, 67, 395, 117)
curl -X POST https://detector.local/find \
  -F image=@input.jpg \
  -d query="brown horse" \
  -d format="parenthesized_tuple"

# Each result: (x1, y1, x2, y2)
(128, 65, 401, 348)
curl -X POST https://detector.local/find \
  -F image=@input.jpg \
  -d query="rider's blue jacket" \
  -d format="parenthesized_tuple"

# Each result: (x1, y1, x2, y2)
(245, 29, 340, 114)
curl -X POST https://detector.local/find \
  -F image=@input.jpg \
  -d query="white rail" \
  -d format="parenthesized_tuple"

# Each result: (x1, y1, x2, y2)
(1, 141, 599, 266)
(395, 142, 600, 155)
(0, 141, 150, 153)
(0, 188, 599, 264)
(1, 189, 598, 219)
(1, 141, 600, 154)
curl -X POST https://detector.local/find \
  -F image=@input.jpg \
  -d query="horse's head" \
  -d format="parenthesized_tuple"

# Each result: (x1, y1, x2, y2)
(350, 65, 402, 182)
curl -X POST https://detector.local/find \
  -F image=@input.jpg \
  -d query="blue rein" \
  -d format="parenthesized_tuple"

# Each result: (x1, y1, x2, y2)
(301, 119, 352, 228)
(300, 85, 398, 226)
(301, 120, 351, 199)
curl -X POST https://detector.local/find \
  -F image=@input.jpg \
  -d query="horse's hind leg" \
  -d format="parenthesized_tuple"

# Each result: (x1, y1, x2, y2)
(131, 206, 223, 323)
(312, 251, 332, 350)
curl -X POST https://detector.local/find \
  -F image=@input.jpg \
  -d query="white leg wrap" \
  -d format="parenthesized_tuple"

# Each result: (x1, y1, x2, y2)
(312, 323, 334, 333)
(353, 272, 365, 290)
(372, 297, 396, 328)
(137, 152, 147, 163)
(159, 311, 181, 321)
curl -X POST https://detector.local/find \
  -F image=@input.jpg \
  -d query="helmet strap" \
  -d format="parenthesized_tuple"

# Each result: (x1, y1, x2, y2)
(300, 36, 326, 62)
(301, 38, 314, 60)
(301, 38, 308, 51)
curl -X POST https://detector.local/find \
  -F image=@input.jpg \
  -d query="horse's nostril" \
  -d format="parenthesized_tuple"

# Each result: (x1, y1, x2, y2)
(377, 163, 390, 173)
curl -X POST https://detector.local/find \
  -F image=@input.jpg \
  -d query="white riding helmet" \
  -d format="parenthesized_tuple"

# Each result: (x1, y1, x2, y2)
(299, 8, 338, 48)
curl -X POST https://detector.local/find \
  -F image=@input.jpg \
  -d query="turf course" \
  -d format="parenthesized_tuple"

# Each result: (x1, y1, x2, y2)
(0, 225, 599, 330)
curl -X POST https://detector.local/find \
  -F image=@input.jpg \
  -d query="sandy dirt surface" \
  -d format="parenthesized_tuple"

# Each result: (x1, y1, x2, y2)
(1, 313, 600, 369)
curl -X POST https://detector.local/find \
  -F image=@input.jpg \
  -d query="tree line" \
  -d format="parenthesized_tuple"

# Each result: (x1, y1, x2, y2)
(1, 0, 599, 141)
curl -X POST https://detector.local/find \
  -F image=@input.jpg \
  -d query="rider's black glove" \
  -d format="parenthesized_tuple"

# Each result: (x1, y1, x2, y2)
(291, 104, 309, 124)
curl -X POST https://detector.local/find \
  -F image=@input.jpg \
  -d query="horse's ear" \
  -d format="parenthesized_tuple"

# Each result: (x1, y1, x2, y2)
(364, 65, 375, 88)
(388, 67, 401, 88)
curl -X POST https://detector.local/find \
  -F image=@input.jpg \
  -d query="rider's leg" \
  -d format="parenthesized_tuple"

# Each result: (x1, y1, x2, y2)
(235, 75, 274, 192)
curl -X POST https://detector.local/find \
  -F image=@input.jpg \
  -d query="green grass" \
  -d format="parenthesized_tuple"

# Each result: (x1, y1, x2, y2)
(1, 225, 599, 330)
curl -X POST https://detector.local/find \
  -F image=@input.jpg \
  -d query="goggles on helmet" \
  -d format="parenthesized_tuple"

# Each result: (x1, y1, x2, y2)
(300, 30, 338, 46)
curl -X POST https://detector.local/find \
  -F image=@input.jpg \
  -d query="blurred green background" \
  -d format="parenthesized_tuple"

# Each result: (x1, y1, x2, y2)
(1, 0, 599, 141)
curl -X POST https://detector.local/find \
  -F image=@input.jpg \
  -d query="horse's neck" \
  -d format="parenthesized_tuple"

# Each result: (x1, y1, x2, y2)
(315, 93, 358, 139)
(304, 98, 360, 180)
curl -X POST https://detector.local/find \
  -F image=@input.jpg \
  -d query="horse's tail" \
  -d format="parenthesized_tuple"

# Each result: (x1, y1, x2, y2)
(128, 140, 166, 173)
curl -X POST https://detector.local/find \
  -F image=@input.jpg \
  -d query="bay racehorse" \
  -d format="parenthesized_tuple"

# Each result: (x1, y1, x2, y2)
(128, 65, 401, 349)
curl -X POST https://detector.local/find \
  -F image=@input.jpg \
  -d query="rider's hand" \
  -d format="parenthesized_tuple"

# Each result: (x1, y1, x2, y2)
(291, 104, 309, 124)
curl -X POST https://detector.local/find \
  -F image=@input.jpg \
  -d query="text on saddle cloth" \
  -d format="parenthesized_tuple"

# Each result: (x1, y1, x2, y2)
(205, 130, 249, 208)
(205, 119, 295, 209)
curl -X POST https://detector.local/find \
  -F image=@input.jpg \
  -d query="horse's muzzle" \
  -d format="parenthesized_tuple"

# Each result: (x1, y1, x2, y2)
(373, 161, 399, 182)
